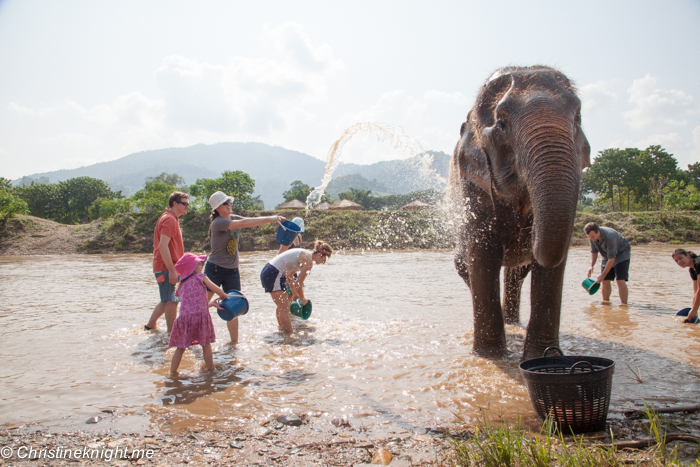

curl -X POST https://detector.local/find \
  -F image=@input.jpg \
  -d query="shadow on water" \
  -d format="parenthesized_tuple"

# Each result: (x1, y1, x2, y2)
(160, 365, 247, 406)
(488, 330, 700, 410)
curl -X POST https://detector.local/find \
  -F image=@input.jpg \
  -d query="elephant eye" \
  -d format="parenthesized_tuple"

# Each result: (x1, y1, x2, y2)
(495, 118, 507, 130)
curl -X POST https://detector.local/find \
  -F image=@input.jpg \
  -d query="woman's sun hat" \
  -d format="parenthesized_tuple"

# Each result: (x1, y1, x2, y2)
(209, 191, 234, 210)
(174, 253, 207, 281)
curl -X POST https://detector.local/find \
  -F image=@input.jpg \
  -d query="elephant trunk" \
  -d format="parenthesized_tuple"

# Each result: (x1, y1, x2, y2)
(518, 116, 580, 268)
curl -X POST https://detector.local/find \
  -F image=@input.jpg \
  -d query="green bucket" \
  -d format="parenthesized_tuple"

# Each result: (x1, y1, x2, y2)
(290, 299, 312, 320)
(582, 278, 600, 295)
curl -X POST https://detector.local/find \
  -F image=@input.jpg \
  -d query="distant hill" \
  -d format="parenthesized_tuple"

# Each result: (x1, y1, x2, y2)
(331, 151, 449, 195)
(16, 144, 450, 208)
(17, 143, 326, 209)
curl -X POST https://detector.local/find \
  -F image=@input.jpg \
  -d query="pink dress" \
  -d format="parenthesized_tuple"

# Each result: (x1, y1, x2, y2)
(168, 273, 216, 348)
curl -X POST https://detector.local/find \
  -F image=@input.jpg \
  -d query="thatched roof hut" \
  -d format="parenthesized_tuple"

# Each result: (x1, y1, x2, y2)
(314, 202, 331, 210)
(400, 200, 433, 210)
(276, 199, 307, 210)
(329, 199, 363, 210)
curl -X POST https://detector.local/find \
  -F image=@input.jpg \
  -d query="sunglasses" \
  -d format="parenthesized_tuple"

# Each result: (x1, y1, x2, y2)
(178, 201, 190, 207)
(221, 200, 231, 206)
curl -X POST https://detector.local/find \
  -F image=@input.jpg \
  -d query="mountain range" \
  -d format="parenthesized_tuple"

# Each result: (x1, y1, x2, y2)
(15, 143, 450, 208)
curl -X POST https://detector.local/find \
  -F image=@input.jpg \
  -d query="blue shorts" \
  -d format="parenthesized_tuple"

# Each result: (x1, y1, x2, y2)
(602, 259, 630, 281)
(204, 262, 241, 293)
(260, 263, 286, 293)
(155, 270, 179, 303)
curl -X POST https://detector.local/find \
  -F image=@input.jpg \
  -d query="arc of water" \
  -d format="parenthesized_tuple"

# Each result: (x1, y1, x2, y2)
(306, 122, 446, 209)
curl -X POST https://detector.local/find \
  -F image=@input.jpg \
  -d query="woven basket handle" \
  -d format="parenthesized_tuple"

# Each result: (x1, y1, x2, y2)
(569, 361, 594, 374)
(543, 346, 564, 357)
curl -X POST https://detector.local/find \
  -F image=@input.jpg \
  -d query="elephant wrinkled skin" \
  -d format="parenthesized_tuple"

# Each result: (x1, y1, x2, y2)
(448, 66, 590, 360)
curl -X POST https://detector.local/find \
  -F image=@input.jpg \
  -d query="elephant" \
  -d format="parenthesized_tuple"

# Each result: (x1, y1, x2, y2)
(448, 66, 590, 360)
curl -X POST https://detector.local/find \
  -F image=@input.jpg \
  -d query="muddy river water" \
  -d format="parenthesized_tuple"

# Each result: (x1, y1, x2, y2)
(1, 245, 699, 433)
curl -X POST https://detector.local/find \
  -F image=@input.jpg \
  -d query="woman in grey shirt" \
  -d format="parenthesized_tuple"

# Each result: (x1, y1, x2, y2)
(206, 191, 285, 343)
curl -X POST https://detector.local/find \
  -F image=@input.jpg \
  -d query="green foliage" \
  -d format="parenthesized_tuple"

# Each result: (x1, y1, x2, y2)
(0, 177, 12, 191)
(582, 145, 686, 212)
(662, 180, 700, 211)
(146, 172, 186, 188)
(188, 170, 256, 211)
(283, 180, 312, 202)
(88, 197, 134, 220)
(131, 181, 178, 213)
(14, 176, 118, 224)
(338, 188, 374, 208)
(0, 187, 29, 221)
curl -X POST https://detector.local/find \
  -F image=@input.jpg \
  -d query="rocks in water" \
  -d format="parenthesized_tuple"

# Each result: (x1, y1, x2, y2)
(277, 414, 303, 426)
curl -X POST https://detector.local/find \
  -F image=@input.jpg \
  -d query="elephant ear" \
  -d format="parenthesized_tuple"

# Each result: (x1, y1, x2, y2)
(454, 115, 493, 197)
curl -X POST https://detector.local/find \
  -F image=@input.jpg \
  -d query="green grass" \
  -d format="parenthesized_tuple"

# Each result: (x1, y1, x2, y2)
(445, 409, 698, 467)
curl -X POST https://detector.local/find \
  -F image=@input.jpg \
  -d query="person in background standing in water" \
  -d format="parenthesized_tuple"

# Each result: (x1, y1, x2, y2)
(671, 248, 700, 323)
(206, 191, 285, 344)
(145, 191, 189, 331)
(260, 240, 332, 333)
(585, 222, 631, 305)
(277, 217, 304, 254)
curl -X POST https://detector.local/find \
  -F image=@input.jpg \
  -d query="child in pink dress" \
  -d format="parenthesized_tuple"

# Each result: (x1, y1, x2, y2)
(169, 253, 227, 377)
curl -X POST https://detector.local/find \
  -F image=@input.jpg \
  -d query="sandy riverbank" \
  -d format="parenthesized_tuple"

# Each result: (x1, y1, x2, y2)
(3, 406, 700, 466)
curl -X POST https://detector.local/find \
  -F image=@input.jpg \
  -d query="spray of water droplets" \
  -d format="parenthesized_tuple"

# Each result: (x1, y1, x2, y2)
(306, 122, 447, 209)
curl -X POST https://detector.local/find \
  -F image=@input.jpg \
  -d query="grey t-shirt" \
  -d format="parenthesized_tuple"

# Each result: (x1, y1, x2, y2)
(589, 227, 631, 266)
(208, 215, 244, 269)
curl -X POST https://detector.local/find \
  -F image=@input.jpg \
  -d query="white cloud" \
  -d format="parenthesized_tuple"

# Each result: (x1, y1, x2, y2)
(580, 81, 618, 115)
(623, 74, 697, 130)
(4, 23, 345, 173)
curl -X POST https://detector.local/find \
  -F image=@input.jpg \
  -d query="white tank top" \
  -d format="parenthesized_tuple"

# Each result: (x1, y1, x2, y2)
(269, 249, 308, 275)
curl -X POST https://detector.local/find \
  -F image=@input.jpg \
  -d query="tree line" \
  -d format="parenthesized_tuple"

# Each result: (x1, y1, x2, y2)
(581, 145, 700, 212)
(282, 180, 444, 210)
(0, 171, 262, 224)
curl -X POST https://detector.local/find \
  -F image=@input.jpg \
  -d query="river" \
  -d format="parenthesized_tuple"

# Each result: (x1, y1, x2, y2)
(0, 245, 698, 433)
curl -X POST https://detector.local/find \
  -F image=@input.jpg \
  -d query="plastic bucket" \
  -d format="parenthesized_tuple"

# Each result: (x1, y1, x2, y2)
(217, 290, 249, 321)
(677, 308, 699, 323)
(290, 299, 312, 320)
(582, 278, 600, 295)
(520, 347, 615, 434)
(276, 220, 302, 246)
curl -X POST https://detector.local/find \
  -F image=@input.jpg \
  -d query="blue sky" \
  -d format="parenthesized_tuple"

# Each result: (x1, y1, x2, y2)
(1, 0, 698, 180)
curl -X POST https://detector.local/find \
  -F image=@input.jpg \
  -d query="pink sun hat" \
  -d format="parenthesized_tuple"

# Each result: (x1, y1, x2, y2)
(174, 253, 207, 281)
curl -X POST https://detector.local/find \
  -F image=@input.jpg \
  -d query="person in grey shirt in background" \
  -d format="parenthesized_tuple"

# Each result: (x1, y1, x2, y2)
(206, 191, 285, 343)
(585, 222, 631, 305)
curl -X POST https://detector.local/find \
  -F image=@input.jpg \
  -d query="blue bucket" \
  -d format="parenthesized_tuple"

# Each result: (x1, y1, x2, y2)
(276, 219, 302, 246)
(217, 290, 249, 321)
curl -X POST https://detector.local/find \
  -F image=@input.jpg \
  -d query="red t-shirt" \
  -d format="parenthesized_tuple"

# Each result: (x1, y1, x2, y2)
(153, 210, 184, 273)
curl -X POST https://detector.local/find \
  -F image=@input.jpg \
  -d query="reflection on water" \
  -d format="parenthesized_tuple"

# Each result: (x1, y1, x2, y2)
(0, 245, 699, 432)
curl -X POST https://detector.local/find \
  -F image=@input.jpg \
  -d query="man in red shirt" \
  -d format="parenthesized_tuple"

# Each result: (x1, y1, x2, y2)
(145, 191, 189, 331)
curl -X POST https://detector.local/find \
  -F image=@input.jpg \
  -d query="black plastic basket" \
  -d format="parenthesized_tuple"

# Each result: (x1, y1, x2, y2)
(519, 347, 614, 433)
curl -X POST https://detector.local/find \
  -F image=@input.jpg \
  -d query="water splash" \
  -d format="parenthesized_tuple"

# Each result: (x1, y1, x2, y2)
(306, 122, 447, 209)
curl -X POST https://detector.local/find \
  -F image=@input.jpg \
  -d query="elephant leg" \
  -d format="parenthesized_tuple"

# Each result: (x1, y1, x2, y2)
(454, 251, 471, 289)
(502, 265, 531, 325)
(467, 243, 507, 357)
(522, 259, 566, 361)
